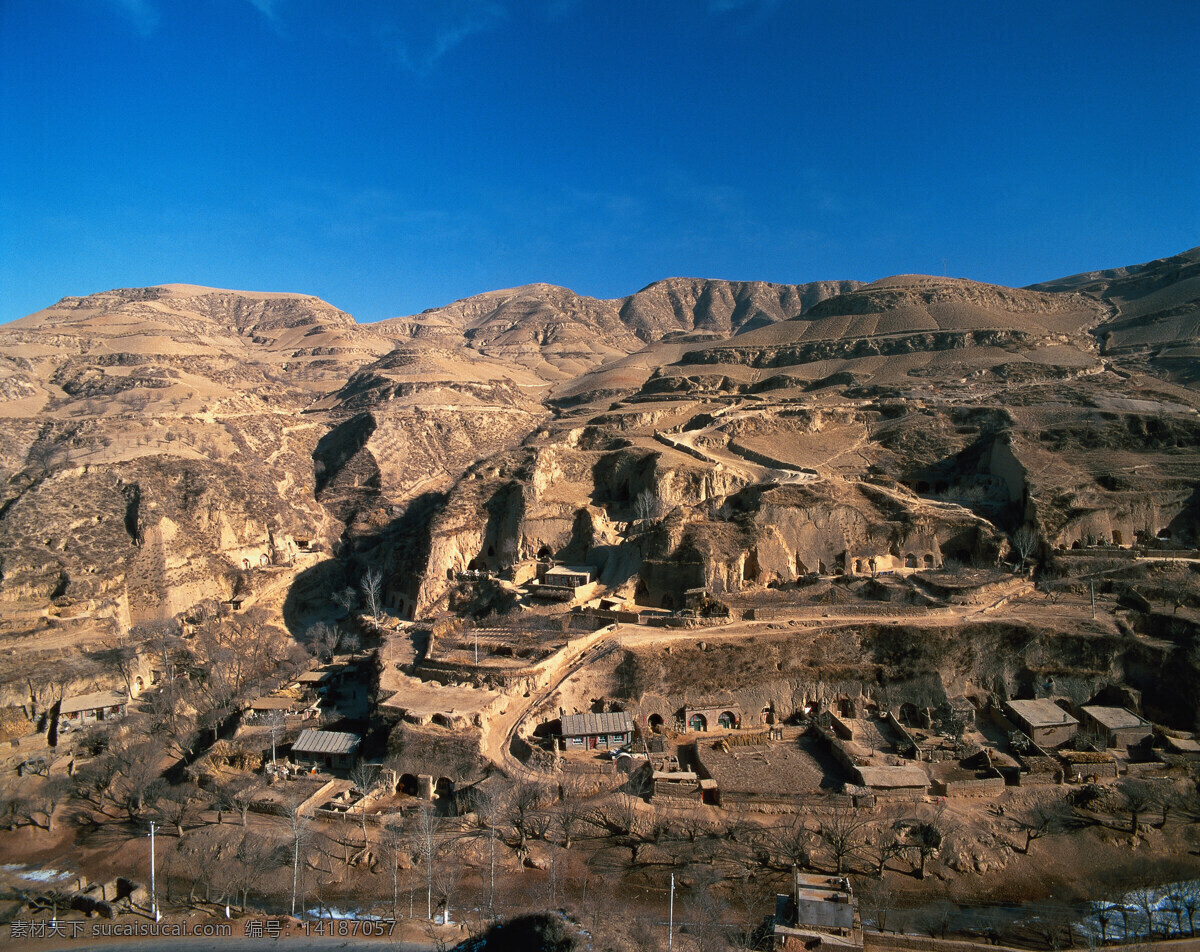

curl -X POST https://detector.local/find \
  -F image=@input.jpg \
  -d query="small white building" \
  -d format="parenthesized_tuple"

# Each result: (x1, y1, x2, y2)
(59, 690, 128, 728)
(543, 565, 594, 589)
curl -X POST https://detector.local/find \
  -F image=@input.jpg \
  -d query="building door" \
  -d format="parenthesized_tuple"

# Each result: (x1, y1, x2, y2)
(588, 735, 597, 750)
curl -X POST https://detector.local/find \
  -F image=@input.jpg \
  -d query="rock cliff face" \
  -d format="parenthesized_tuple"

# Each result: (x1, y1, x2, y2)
(0, 252, 1198, 702)
(405, 260, 1199, 621)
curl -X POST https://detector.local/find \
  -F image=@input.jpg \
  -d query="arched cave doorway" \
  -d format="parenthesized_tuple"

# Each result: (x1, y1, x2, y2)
(689, 713, 708, 732)
(905, 553, 918, 568)
(537, 546, 552, 561)
(398, 774, 418, 796)
(648, 713, 664, 732)
(761, 705, 775, 725)
(718, 711, 737, 729)
(924, 554, 935, 568)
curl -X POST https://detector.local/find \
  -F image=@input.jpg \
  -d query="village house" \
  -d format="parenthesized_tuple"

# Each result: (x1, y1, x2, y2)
(58, 690, 127, 729)
(559, 711, 634, 751)
(1079, 706, 1153, 749)
(772, 870, 863, 951)
(543, 565, 593, 589)
(290, 728, 361, 772)
(293, 669, 337, 696)
(246, 695, 318, 720)
(1004, 698, 1079, 747)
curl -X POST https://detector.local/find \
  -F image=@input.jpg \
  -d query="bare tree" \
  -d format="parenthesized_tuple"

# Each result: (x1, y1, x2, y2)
(264, 710, 287, 768)
(1091, 899, 1121, 945)
(503, 779, 547, 851)
(553, 774, 590, 850)
(1161, 565, 1196, 614)
(433, 838, 465, 926)
(181, 825, 225, 905)
(685, 870, 730, 952)
(231, 830, 273, 910)
(905, 817, 943, 879)
(30, 776, 72, 833)
(361, 566, 384, 626)
(633, 489, 664, 522)
(349, 762, 381, 847)
(412, 803, 440, 919)
(332, 586, 358, 617)
(1013, 798, 1071, 854)
(1011, 525, 1039, 571)
(865, 807, 904, 877)
(858, 877, 893, 933)
(285, 798, 312, 916)
(155, 783, 195, 837)
(1129, 881, 1160, 939)
(231, 779, 261, 826)
(762, 815, 813, 871)
(470, 786, 502, 913)
(1152, 781, 1185, 828)
(307, 622, 340, 663)
(100, 638, 140, 701)
(0, 778, 28, 832)
(379, 815, 409, 922)
(1177, 879, 1200, 936)
(817, 806, 870, 874)
(111, 741, 164, 821)
(1118, 779, 1156, 835)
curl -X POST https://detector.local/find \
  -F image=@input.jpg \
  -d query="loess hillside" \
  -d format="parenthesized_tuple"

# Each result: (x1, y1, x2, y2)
(1, 251, 1199, 711)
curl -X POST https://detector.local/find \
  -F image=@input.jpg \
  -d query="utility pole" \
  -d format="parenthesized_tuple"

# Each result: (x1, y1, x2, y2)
(149, 820, 159, 921)
(1091, 580, 1096, 620)
(668, 873, 674, 952)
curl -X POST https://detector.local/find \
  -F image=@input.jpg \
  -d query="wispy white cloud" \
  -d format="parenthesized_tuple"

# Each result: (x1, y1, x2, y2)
(106, 0, 160, 36)
(544, 0, 586, 20)
(244, 0, 282, 21)
(708, 0, 782, 12)
(708, 0, 784, 28)
(379, 2, 509, 75)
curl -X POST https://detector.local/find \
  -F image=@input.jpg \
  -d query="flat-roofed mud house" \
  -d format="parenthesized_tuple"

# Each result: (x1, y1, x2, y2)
(772, 870, 863, 951)
(59, 690, 127, 728)
(559, 711, 634, 751)
(291, 728, 361, 771)
(1005, 699, 1078, 747)
(1080, 706, 1153, 748)
(534, 565, 595, 601)
(543, 565, 593, 589)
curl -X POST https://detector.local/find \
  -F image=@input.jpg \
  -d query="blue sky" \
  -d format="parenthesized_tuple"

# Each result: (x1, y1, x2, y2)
(1, 1, 1197, 324)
